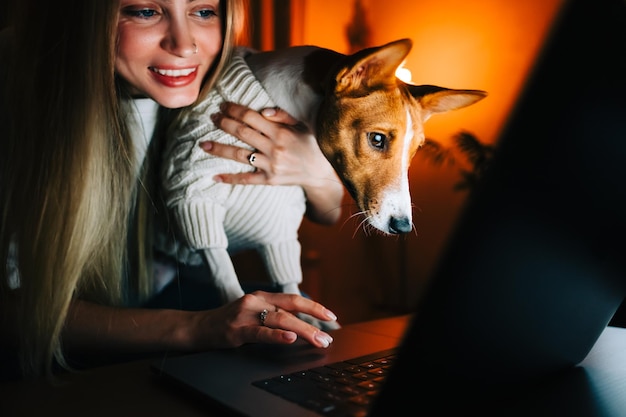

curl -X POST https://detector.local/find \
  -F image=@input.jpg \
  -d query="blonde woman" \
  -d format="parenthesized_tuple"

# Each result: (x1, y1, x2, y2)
(0, 0, 343, 380)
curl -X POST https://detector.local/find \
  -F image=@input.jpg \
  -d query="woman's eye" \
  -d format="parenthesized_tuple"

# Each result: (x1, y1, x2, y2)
(367, 132, 388, 150)
(194, 9, 218, 19)
(123, 8, 159, 19)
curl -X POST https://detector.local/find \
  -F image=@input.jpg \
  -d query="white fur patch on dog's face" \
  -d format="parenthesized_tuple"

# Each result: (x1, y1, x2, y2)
(316, 88, 422, 235)
(368, 108, 416, 234)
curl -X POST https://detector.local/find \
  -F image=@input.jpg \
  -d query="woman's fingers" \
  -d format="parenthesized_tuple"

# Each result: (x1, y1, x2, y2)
(202, 107, 316, 185)
(198, 141, 269, 185)
(199, 141, 265, 171)
(238, 292, 337, 348)
(254, 291, 339, 326)
(210, 103, 277, 154)
(221, 101, 299, 127)
(260, 106, 303, 127)
(249, 314, 334, 348)
(241, 312, 332, 348)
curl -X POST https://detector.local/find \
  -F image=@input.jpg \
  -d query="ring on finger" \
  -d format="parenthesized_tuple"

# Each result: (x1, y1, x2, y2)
(259, 309, 269, 326)
(248, 152, 257, 166)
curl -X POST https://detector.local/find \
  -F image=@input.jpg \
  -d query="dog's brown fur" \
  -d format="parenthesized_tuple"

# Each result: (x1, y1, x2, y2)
(311, 39, 487, 232)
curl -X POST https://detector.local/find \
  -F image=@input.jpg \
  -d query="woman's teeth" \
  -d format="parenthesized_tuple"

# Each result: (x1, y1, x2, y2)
(151, 67, 196, 77)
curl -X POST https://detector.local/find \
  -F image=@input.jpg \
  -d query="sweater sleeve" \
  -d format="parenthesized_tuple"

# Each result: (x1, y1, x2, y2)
(161, 47, 283, 251)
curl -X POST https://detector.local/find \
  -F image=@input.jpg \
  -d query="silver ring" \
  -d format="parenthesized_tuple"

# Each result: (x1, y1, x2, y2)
(248, 152, 257, 166)
(193, 43, 198, 54)
(259, 309, 269, 326)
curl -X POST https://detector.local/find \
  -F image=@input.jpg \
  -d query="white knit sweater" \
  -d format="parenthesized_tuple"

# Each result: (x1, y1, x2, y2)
(161, 47, 306, 290)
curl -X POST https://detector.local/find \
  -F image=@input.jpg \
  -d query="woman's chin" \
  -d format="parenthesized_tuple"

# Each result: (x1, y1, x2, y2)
(155, 94, 199, 109)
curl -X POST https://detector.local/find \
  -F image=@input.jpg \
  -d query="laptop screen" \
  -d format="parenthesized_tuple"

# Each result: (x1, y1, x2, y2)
(371, 0, 626, 414)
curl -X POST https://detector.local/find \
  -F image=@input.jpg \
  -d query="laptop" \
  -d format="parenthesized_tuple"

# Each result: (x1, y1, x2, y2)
(151, 0, 626, 415)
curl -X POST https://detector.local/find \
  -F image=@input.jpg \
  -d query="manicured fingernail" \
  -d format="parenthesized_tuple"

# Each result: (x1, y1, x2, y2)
(199, 141, 213, 151)
(261, 107, 277, 117)
(325, 309, 337, 321)
(283, 332, 297, 343)
(315, 332, 333, 348)
(213, 175, 223, 183)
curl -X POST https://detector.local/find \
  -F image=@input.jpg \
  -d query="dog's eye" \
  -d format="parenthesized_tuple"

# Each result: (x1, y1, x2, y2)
(367, 132, 387, 150)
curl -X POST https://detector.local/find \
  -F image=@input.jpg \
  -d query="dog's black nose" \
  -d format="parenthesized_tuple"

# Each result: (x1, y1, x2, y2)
(389, 217, 412, 234)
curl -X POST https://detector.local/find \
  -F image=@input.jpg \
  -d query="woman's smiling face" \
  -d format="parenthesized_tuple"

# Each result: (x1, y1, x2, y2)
(116, 0, 223, 108)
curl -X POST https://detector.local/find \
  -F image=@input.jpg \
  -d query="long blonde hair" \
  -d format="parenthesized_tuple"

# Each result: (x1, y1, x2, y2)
(0, 0, 248, 379)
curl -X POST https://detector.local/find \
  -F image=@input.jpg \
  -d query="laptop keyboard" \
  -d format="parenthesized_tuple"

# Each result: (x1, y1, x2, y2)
(252, 348, 397, 416)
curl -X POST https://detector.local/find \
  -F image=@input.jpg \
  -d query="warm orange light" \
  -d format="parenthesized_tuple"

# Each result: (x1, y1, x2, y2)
(395, 65, 412, 83)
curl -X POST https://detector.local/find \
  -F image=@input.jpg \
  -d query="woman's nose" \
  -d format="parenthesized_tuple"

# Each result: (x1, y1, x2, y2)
(162, 21, 196, 58)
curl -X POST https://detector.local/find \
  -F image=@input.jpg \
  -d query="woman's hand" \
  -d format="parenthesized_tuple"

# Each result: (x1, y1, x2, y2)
(200, 102, 344, 225)
(64, 292, 338, 356)
(185, 291, 338, 350)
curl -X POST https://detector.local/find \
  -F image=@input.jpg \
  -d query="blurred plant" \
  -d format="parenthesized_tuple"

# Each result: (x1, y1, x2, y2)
(420, 131, 495, 191)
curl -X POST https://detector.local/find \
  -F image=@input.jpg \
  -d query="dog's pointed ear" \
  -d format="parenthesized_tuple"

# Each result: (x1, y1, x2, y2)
(408, 84, 487, 121)
(334, 38, 412, 94)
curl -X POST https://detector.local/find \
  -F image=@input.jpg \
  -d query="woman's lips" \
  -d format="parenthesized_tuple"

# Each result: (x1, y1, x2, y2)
(149, 66, 198, 87)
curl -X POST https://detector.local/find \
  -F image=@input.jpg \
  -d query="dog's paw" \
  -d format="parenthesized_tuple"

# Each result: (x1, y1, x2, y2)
(297, 312, 342, 331)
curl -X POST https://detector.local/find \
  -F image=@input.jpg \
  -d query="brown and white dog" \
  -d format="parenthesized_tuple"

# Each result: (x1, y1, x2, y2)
(246, 38, 486, 233)
(161, 39, 486, 329)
